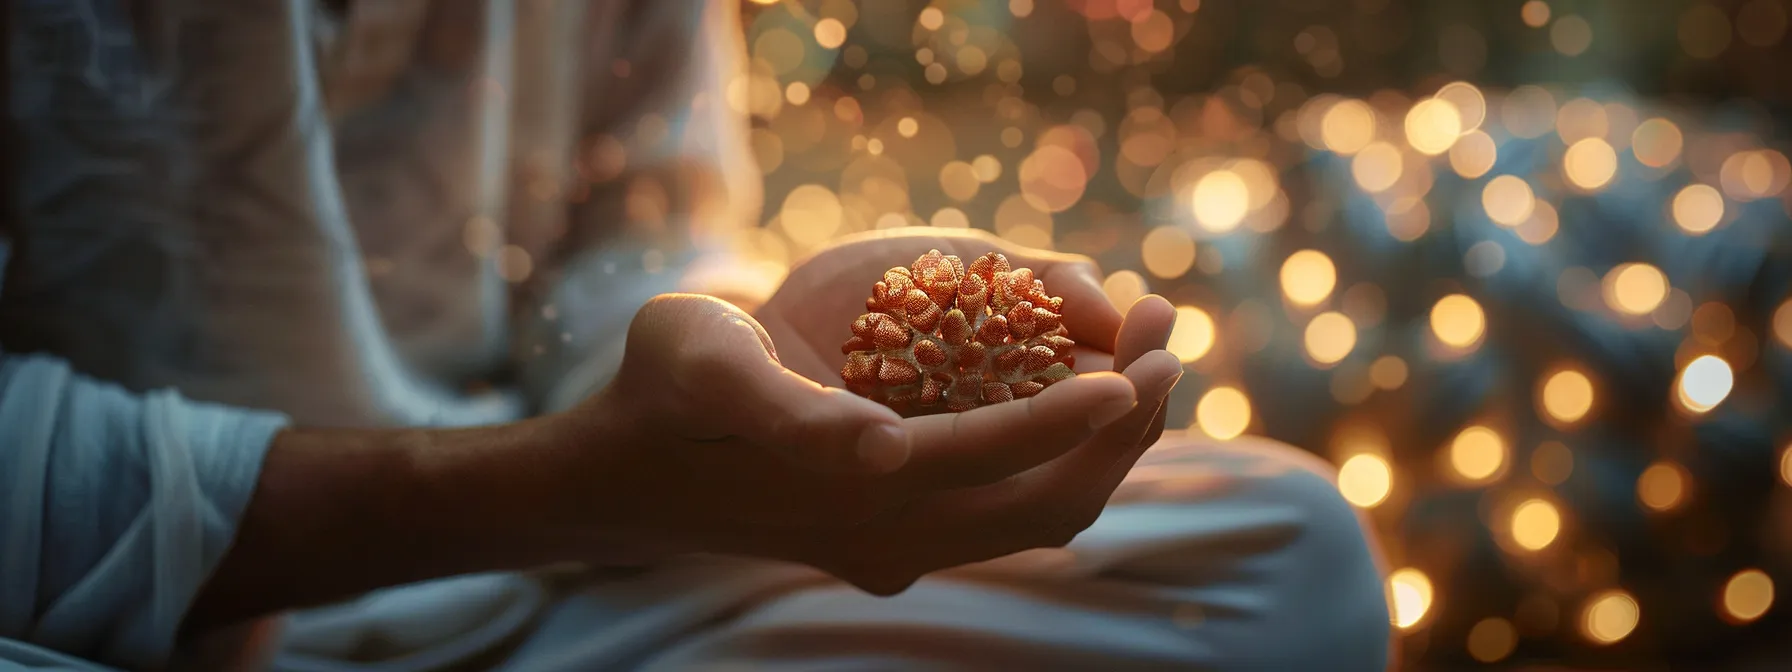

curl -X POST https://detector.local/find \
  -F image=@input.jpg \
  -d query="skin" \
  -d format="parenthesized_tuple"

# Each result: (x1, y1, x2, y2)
(181, 228, 1182, 638)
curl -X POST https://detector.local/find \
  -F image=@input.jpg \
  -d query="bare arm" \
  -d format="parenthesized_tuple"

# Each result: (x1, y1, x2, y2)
(179, 413, 607, 634)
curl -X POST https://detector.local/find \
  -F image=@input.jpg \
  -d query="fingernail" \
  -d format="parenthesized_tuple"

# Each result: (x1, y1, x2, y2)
(856, 424, 911, 473)
(1087, 397, 1136, 429)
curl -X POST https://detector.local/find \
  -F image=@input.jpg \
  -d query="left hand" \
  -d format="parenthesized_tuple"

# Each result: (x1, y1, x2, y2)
(749, 227, 1183, 593)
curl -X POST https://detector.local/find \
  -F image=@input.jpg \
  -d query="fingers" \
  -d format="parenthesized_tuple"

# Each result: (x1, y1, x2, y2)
(838, 350, 1183, 588)
(891, 372, 1136, 491)
(1113, 295, 1176, 373)
(644, 294, 913, 474)
(1037, 262, 1122, 353)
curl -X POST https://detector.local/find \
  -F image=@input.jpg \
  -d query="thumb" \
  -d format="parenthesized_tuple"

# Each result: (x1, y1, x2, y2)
(643, 294, 913, 474)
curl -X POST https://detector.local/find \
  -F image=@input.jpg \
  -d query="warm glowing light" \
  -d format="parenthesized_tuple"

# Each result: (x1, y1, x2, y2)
(897, 117, 919, 138)
(971, 154, 1002, 182)
(1774, 300, 1792, 349)
(1450, 130, 1498, 179)
(1632, 118, 1684, 168)
(1637, 461, 1688, 511)
(1142, 226, 1197, 279)
(778, 185, 844, 246)
(1167, 306, 1216, 363)
(1450, 426, 1506, 482)
(1389, 568, 1434, 629)
(1672, 184, 1725, 234)
(1370, 356, 1409, 390)
(930, 207, 970, 229)
(784, 82, 811, 106)
(1724, 569, 1776, 623)
(1431, 294, 1487, 348)
(939, 161, 980, 201)
(1542, 369, 1594, 424)
(1338, 454, 1393, 508)
(1564, 138, 1618, 190)
(1582, 591, 1639, 644)
(1405, 98, 1464, 155)
(1351, 142, 1404, 193)
(1191, 170, 1250, 232)
(1780, 443, 1792, 487)
(1512, 498, 1562, 551)
(813, 18, 848, 49)
(1304, 312, 1358, 365)
(918, 6, 945, 30)
(1102, 270, 1148, 311)
(1502, 86, 1558, 139)
(1483, 176, 1536, 226)
(1533, 441, 1574, 485)
(1436, 82, 1488, 131)
(1196, 387, 1252, 440)
(1018, 146, 1089, 213)
(1468, 618, 1518, 663)
(1551, 15, 1594, 56)
(1280, 250, 1338, 306)
(1517, 200, 1560, 244)
(1603, 263, 1669, 315)
(1521, 0, 1552, 27)
(1321, 99, 1377, 155)
(1676, 355, 1734, 413)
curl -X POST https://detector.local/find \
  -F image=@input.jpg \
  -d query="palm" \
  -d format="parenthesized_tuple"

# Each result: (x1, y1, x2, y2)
(752, 229, 1120, 389)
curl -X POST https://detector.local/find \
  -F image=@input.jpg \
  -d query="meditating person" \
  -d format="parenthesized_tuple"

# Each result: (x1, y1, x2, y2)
(0, 1, 1391, 669)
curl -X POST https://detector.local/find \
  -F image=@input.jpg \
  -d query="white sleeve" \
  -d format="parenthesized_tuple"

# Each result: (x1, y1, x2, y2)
(0, 354, 289, 671)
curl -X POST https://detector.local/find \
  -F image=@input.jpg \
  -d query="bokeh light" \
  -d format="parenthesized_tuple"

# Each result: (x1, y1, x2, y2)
(1723, 570, 1776, 624)
(1632, 118, 1684, 168)
(1191, 170, 1251, 232)
(1389, 568, 1434, 630)
(1637, 461, 1689, 512)
(1195, 386, 1252, 440)
(1468, 617, 1518, 663)
(1450, 426, 1506, 482)
(1322, 99, 1377, 155)
(1672, 184, 1725, 234)
(1603, 263, 1669, 315)
(1564, 138, 1618, 190)
(1541, 369, 1595, 424)
(1512, 498, 1563, 551)
(1552, 15, 1594, 56)
(1449, 130, 1498, 179)
(1676, 355, 1734, 413)
(1167, 306, 1216, 363)
(1280, 250, 1338, 307)
(1141, 226, 1197, 279)
(1103, 270, 1148, 311)
(1405, 98, 1463, 155)
(1581, 591, 1640, 644)
(1483, 176, 1537, 226)
(1352, 142, 1405, 193)
(1431, 294, 1487, 349)
(1521, 0, 1551, 28)
(1339, 453, 1393, 508)
(1775, 300, 1792, 349)
(1304, 311, 1358, 365)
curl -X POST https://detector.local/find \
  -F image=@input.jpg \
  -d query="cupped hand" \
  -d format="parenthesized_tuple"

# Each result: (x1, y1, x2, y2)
(566, 229, 1181, 594)
(565, 293, 1139, 555)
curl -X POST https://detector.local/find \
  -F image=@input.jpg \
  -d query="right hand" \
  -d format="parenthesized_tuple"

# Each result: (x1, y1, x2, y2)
(554, 292, 1179, 594)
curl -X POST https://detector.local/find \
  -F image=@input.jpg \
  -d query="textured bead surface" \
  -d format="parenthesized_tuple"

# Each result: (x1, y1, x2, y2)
(841, 250, 1078, 416)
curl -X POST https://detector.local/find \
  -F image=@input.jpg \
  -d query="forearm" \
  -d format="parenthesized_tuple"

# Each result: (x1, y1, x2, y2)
(181, 413, 600, 634)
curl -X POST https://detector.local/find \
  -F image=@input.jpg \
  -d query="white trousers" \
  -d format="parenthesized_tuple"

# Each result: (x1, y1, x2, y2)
(272, 437, 1392, 672)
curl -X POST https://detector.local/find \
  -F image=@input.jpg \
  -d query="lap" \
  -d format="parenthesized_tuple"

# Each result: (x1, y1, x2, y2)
(275, 436, 1392, 672)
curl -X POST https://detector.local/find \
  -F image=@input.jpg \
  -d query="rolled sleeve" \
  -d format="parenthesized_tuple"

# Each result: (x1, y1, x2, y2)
(0, 354, 289, 670)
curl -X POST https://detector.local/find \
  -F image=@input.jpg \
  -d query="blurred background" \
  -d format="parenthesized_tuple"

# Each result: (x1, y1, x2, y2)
(728, 0, 1792, 668)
